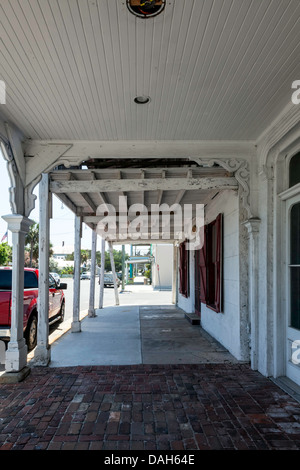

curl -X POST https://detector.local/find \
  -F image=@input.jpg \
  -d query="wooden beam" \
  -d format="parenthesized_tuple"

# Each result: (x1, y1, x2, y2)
(54, 194, 82, 216)
(157, 190, 163, 205)
(26, 140, 255, 161)
(174, 189, 185, 204)
(50, 176, 238, 193)
(71, 173, 97, 213)
(156, 170, 165, 205)
(80, 192, 97, 213)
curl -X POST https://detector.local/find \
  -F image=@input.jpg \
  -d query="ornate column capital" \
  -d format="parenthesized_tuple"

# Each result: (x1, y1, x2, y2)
(242, 217, 261, 234)
(2, 214, 33, 234)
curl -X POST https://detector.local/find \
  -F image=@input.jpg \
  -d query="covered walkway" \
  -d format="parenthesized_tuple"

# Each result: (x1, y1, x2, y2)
(1, 303, 300, 450)
(47, 304, 238, 368)
(0, 0, 300, 452)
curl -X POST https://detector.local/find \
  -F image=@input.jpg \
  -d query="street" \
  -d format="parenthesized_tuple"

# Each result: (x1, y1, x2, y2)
(62, 277, 116, 321)
(58, 275, 172, 323)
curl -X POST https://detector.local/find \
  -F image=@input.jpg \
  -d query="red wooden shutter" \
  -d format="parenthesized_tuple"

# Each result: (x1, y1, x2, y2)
(214, 213, 222, 313)
(179, 240, 188, 298)
(183, 240, 189, 298)
(179, 242, 184, 295)
(199, 226, 207, 303)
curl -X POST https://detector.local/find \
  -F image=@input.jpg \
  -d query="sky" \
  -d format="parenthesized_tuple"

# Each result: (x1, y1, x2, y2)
(0, 150, 97, 252)
(0, 150, 147, 255)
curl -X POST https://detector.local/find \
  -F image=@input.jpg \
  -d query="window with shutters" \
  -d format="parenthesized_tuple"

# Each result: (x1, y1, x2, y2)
(198, 213, 223, 313)
(179, 240, 189, 298)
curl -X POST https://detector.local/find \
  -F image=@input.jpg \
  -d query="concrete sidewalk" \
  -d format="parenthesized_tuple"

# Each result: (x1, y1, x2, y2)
(47, 304, 237, 368)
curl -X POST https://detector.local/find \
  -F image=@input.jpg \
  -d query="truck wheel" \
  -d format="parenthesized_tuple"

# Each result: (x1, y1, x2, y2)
(58, 302, 65, 323)
(25, 313, 38, 351)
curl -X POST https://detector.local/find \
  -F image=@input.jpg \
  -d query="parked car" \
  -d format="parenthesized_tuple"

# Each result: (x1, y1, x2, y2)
(50, 272, 60, 287)
(0, 268, 67, 351)
(80, 272, 91, 280)
(99, 273, 121, 288)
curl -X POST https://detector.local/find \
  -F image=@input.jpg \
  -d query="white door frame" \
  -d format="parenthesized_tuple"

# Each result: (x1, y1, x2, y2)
(279, 182, 300, 384)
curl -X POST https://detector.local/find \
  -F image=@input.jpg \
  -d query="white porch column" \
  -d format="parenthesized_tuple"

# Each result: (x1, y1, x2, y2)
(99, 238, 105, 309)
(2, 214, 33, 374)
(172, 244, 178, 304)
(34, 174, 51, 366)
(72, 215, 81, 333)
(243, 217, 261, 370)
(88, 230, 97, 317)
(108, 241, 119, 306)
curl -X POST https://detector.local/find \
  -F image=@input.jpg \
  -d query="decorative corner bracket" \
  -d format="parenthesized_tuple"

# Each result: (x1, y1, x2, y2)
(190, 157, 253, 218)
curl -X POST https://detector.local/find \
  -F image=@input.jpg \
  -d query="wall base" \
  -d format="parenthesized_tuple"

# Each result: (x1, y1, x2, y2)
(0, 366, 31, 383)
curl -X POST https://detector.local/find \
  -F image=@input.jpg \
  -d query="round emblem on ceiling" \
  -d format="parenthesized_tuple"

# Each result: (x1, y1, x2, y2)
(126, 0, 166, 18)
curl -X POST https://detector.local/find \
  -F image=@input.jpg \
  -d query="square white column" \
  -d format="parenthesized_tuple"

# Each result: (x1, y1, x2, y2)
(72, 215, 82, 332)
(34, 174, 51, 365)
(88, 230, 97, 317)
(2, 214, 33, 373)
(243, 217, 261, 371)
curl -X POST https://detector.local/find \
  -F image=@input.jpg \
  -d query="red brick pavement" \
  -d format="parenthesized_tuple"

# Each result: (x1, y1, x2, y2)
(0, 363, 300, 451)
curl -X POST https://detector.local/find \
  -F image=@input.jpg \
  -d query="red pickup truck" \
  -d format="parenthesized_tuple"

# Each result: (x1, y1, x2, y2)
(0, 267, 67, 351)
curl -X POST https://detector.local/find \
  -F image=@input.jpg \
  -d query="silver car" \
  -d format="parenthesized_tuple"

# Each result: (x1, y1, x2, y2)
(50, 272, 60, 287)
(80, 272, 91, 280)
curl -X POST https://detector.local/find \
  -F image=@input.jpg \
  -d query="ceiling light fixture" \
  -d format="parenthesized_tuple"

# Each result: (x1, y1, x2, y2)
(134, 95, 151, 104)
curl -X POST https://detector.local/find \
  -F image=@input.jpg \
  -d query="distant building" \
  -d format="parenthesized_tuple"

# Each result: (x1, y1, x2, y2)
(151, 244, 173, 291)
(52, 245, 74, 261)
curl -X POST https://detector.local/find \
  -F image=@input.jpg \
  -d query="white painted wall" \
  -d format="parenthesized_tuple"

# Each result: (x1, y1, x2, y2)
(177, 190, 244, 360)
(202, 191, 242, 359)
(152, 244, 173, 290)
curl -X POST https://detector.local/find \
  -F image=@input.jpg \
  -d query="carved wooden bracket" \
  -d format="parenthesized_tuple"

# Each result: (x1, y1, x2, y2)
(0, 137, 41, 218)
(0, 139, 24, 215)
(190, 157, 252, 218)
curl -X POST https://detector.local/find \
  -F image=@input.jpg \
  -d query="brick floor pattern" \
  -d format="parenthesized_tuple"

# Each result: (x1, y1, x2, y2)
(0, 363, 300, 450)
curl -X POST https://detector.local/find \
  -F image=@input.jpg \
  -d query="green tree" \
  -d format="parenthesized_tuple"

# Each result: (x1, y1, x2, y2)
(24, 222, 54, 267)
(0, 242, 12, 266)
(65, 250, 92, 265)
(67, 248, 128, 272)
(95, 249, 129, 272)
(81, 249, 91, 266)
(25, 222, 39, 267)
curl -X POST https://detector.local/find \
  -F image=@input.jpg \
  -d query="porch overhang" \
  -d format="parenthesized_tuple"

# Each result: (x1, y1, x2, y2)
(48, 164, 239, 244)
